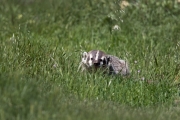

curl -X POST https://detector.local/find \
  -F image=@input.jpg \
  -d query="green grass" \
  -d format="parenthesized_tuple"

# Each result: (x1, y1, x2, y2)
(0, 0, 180, 119)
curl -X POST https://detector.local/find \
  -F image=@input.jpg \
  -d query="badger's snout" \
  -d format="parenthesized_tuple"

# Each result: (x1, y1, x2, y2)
(94, 62, 100, 66)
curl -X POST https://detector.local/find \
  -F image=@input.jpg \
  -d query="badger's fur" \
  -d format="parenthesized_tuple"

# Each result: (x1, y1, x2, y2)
(78, 50, 108, 72)
(78, 50, 130, 76)
(107, 55, 130, 76)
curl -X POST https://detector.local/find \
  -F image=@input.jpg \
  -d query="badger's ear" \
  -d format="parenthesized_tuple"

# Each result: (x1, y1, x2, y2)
(106, 55, 111, 62)
(104, 55, 111, 65)
(82, 52, 88, 59)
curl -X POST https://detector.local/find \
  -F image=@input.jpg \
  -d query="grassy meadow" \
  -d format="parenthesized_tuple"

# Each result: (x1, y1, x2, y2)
(0, 0, 180, 119)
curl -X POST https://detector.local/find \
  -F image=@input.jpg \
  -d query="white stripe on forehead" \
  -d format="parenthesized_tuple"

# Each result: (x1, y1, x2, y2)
(95, 50, 99, 61)
(89, 53, 93, 59)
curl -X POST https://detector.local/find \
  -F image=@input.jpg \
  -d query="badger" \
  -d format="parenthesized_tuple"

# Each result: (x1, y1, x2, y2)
(78, 50, 130, 76)
(78, 50, 108, 72)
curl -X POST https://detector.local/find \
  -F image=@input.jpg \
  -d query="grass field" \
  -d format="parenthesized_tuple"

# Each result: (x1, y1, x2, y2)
(0, 0, 180, 119)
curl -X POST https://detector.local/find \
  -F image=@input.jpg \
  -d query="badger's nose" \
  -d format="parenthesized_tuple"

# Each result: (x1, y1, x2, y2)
(94, 62, 100, 66)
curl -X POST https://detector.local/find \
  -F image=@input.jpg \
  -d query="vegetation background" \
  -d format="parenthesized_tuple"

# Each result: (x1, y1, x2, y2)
(0, 0, 180, 119)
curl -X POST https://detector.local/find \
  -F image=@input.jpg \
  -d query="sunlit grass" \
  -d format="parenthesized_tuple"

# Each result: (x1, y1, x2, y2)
(0, 0, 180, 120)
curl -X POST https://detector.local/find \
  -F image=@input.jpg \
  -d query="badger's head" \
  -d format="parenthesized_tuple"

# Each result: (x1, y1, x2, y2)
(82, 50, 108, 69)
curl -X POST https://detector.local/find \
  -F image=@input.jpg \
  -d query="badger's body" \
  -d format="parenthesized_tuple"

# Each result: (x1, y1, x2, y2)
(107, 55, 130, 76)
(78, 50, 130, 76)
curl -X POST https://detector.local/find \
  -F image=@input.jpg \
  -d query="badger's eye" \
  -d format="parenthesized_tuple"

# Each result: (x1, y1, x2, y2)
(91, 58, 93, 60)
(99, 59, 103, 62)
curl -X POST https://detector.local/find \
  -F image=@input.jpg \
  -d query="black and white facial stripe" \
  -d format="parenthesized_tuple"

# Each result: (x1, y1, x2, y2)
(83, 50, 107, 68)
